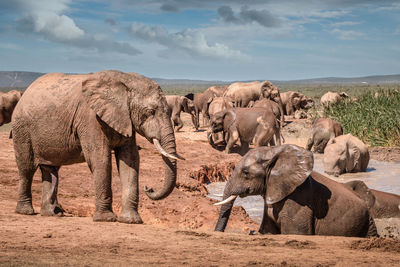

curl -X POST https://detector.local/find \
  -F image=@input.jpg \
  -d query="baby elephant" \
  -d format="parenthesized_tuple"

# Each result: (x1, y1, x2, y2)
(344, 180, 400, 218)
(324, 134, 370, 177)
(210, 108, 280, 154)
(214, 145, 377, 237)
(307, 117, 343, 153)
(166, 95, 198, 131)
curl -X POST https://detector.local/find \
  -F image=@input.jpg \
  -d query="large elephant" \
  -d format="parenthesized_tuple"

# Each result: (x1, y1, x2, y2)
(344, 180, 400, 218)
(320, 91, 349, 107)
(214, 145, 377, 237)
(306, 117, 343, 153)
(280, 91, 314, 116)
(252, 99, 282, 127)
(0, 90, 22, 126)
(12, 70, 183, 224)
(193, 85, 227, 127)
(165, 95, 198, 131)
(207, 97, 233, 148)
(324, 134, 369, 177)
(210, 107, 280, 154)
(224, 81, 284, 125)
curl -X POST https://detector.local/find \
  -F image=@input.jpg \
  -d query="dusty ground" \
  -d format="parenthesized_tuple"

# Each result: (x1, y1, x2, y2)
(1, 114, 400, 266)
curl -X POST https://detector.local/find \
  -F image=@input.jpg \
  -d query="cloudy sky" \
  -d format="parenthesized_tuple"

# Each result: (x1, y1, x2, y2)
(0, 0, 399, 81)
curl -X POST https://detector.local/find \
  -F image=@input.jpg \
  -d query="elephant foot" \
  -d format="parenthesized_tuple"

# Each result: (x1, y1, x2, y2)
(40, 203, 64, 217)
(93, 211, 117, 222)
(15, 201, 35, 215)
(118, 210, 143, 224)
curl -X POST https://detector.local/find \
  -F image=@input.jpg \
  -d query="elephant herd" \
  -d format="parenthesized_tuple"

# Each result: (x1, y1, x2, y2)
(1, 70, 399, 239)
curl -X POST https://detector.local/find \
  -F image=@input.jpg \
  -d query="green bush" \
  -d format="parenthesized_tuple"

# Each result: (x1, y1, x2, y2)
(325, 88, 400, 147)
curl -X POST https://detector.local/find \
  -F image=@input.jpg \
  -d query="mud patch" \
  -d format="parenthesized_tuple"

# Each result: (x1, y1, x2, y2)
(350, 237, 400, 252)
(175, 230, 211, 238)
(284, 239, 317, 249)
(189, 162, 236, 184)
(369, 147, 400, 162)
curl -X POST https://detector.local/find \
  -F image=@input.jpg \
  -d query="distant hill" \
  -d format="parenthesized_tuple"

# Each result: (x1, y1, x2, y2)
(0, 71, 399, 90)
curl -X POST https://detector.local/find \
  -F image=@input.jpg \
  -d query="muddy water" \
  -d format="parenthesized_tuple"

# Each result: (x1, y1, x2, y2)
(207, 155, 400, 227)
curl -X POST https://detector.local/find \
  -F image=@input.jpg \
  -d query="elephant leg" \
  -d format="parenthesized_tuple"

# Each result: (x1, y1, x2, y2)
(259, 202, 279, 234)
(114, 137, 143, 224)
(40, 165, 64, 216)
(254, 126, 274, 147)
(15, 142, 37, 215)
(225, 129, 239, 154)
(306, 136, 314, 151)
(81, 136, 116, 222)
(175, 115, 184, 132)
(240, 140, 249, 155)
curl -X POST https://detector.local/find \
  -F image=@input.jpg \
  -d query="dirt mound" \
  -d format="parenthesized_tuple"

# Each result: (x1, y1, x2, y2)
(369, 147, 400, 162)
(350, 237, 400, 252)
(189, 162, 236, 184)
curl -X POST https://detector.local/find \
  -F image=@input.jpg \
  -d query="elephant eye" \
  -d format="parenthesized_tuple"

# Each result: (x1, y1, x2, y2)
(242, 169, 249, 175)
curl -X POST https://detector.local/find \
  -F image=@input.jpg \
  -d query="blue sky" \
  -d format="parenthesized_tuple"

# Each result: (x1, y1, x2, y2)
(0, 0, 399, 81)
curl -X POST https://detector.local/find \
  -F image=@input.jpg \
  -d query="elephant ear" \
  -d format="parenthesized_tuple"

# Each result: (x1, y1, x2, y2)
(82, 75, 132, 137)
(346, 140, 360, 172)
(263, 145, 314, 204)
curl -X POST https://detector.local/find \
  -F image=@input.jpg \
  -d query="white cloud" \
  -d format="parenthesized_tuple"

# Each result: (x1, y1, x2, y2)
(14, 0, 141, 56)
(128, 22, 247, 60)
(330, 21, 362, 27)
(331, 28, 365, 40)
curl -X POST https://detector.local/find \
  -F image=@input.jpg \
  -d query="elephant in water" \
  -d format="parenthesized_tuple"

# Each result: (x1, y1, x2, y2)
(324, 134, 369, 177)
(344, 180, 400, 218)
(307, 117, 343, 153)
(0, 90, 22, 126)
(165, 95, 198, 131)
(210, 107, 281, 154)
(320, 91, 349, 107)
(12, 70, 183, 224)
(214, 145, 377, 237)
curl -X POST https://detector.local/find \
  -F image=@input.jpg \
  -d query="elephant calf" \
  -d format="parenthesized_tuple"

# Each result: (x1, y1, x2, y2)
(324, 134, 369, 176)
(210, 108, 281, 154)
(320, 91, 349, 107)
(344, 180, 400, 218)
(306, 117, 343, 153)
(207, 97, 234, 147)
(214, 145, 377, 237)
(166, 95, 198, 131)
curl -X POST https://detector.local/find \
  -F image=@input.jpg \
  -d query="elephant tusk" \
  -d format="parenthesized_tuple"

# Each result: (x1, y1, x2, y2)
(214, 195, 237, 206)
(153, 139, 185, 161)
(214, 193, 224, 197)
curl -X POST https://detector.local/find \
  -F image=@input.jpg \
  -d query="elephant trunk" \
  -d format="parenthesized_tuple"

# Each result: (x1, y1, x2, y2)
(145, 123, 177, 200)
(214, 179, 237, 232)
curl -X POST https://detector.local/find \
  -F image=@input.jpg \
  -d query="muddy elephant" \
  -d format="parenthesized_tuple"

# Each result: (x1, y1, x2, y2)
(324, 134, 369, 177)
(166, 95, 198, 131)
(214, 145, 377, 237)
(207, 97, 234, 148)
(280, 91, 314, 116)
(210, 107, 280, 154)
(224, 81, 284, 124)
(306, 117, 343, 153)
(344, 180, 400, 218)
(252, 99, 282, 127)
(320, 91, 349, 107)
(12, 70, 183, 224)
(193, 85, 227, 127)
(0, 90, 22, 126)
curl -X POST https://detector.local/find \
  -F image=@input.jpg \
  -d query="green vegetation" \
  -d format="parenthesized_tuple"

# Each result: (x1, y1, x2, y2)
(324, 87, 400, 147)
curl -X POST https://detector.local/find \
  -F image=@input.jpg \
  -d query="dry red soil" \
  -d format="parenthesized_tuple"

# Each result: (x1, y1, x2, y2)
(1, 116, 399, 266)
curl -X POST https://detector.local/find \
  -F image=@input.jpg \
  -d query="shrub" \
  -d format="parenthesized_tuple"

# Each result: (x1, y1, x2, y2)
(325, 88, 400, 147)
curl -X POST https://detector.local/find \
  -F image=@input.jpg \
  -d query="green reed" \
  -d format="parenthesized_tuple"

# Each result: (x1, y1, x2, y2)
(324, 87, 400, 147)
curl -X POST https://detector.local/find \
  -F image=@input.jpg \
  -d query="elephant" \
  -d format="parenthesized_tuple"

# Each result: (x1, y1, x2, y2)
(0, 90, 22, 126)
(210, 107, 281, 154)
(193, 85, 227, 127)
(165, 95, 198, 131)
(324, 134, 369, 177)
(207, 97, 234, 148)
(280, 91, 314, 116)
(306, 117, 343, 153)
(224, 81, 284, 125)
(252, 99, 283, 127)
(344, 180, 400, 218)
(320, 91, 349, 107)
(214, 145, 377, 237)
(12, 70, 183, 224)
